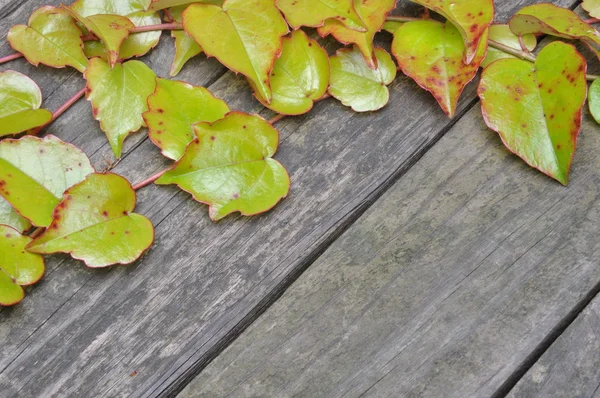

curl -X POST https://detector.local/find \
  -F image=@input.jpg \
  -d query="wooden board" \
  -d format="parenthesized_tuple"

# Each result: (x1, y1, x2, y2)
(181, 107, 600, 397)
(0, 0, 581, 396)
(507, 295, 600, 398)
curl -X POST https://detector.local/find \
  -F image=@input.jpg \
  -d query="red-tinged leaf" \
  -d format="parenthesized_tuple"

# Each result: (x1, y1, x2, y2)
(478, 42, 587, 185)
(318, 0, 396, 68)
(392, 20, 488, 118)
(276, 0, 367, 31)
(411, 0, 494, 64)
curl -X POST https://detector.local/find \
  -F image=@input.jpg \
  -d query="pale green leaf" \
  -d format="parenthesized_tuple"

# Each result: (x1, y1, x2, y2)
(382, 20, 403, 34)
(170, 31, 202, 77)
(0, 197, 31, 234)
(149, 0, 223, 11)
(583, 0, 600, 19)
(276, 0, 367, 31)
(482, 24, 537, 68)
(589, 78, 600, 124)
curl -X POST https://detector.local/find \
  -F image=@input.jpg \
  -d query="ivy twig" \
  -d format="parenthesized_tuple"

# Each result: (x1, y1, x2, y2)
(385, 16, 426, 23)
(29, 227, 45, 239)
(0, 52, 24, 64)
(31, 87, 87, 135)
(269, 114, 287, 124)
(133, 170, 166, 190)
(130, 22, 182, 34)
(585, 18, 600, 24)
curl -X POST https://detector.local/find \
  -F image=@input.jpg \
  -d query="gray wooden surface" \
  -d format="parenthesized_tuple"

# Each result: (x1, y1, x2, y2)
(508, 295, 600, 398)
(0, 0, 591, 397)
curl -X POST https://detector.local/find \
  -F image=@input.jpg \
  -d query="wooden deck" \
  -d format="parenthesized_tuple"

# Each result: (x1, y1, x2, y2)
(1, 0, 599, 397)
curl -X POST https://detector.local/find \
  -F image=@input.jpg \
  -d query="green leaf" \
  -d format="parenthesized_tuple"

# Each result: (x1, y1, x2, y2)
(0, 198, 31, 234)
(276, 0, 366, 31)
(509, 4, 600, 58)
(411, 0, 493, 64)
(392, 20, 488, 118)
(318, 0, 395, 68)
(170, 31, 203, 77)
(482, 24, 537, 68)
(478, 42, 587, 186)
(0, 226, 45, 306)
(84, 58, 157, 158)
(0, 135, 95, 227)
(0, 71, 52, 137)
(143, 78, 230, 160)
(156, 112, 290, 221)
(589, 79, 600, 124)
(382, 20, 403, 34)
(27, 173, 154, 268)
(7, 6, 88, 73)
(119, 11, 162, 60)
(71, 0, 150, 16)
(182, 0, 289, 103)
(63, 6, 134, 68)
(148, 0, 223, 10)
(328, 46, 396, 112)
(251, 30, 329, 115)
(583, 0, 600, 19)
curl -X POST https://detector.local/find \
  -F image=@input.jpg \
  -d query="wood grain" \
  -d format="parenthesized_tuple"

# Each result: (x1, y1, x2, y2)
(0, 0, 581, 396)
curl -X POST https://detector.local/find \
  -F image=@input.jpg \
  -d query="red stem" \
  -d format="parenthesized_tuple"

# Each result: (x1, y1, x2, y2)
(29, 227, 45, 239)
(269, 114, 287, 124)
(130, 22, 182, 33)
(585, 18, 600, 24)
(31, 87, 86, 135)
(132, 170, 166, 191)
(0, 52, 24, 64)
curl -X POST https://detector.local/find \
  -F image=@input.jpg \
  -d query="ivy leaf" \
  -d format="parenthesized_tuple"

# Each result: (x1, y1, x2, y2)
(63, 7, 134, 68)
(143, 78, 230, 160)
(328, 46, 396, 112)
(0, 71, 52, 138)
(392, 20, 488, 118)
(509, 4, 600, 58)
(27, 173, 154, 268)
(583, 0, 600, 19)
(0, 198, 31, 234)
(148, 0, 223, 10)
(0, 226, 45, 307)
(7, 6, 88, 73)
(382, 20, 403, 34)
(71, 0, 150, 16)
(156, 112, 290, 221)
(0, 135, 94, 227)
(251, 30, 329, 116)
(84, 58, 157, 158)
(411, 0, 493, 65)
(167, 5, 202, 77)
(317, 0, 396, 68)
(589, 79, 600, 124)
(482, 24, 537, 68)
(182, 0, 289, 103)
(478, 42, 587, 186)
(275, 0, 366, 31)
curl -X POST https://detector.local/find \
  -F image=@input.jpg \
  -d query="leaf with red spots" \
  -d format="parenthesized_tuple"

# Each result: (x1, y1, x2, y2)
(276, 0, 366, 31)
(84, 58, 157, 158)
(143, 78, 230, 160)
(509, 4, 600, 59)
(482, 24, 536, 68)
(411, 0, 494, 65)
(62, 6, 134, 68)
(0, 198, 31, 234)
(317, 0, 396, 68)
(156, 112, 290, 221)
(583, 0, 600, 19)
(478, 42, 587, 186)
(27, 173, 154, 268)
(182, 0, 289, 103)
(392, 20, 487, 118)
(7, 6, 88, 72)
(251, 30, 329, 116)
(589, 78, 600, 124)
(0, 71, 52, 138)
(328, 46, 396, 112)
(0, 135, 95, 228)
(0, 225, 45, 306)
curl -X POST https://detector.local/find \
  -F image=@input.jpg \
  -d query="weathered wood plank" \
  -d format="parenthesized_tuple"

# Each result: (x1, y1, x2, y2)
(507, 294, 600, 398)
(180, 107, 600, 397)
(0, 0, 580, 396)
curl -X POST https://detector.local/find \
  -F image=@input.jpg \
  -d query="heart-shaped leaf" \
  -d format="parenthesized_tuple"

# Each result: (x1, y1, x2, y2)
(583, 0, 600, 19)
(0, 198, 31, 234)
(63, 7, 134, 68)
(0, 226, 45, 306)
(509, 4, 600, 58)
(148, 0, 223, 10)
(156, 112, 290, 221)
(166, 5, 202, 77)
(143, 78, 230, 160)
(478, 42, 587, 185)
(318, 0, 396, 68)
(251, 30, 329, 115)
(182, 0, 289, 103)
(589, 78, 600, 124)
(84, 58, 157, 158)
(482, 24, 537, 68)
(0, 71, 52, 137)
(7, 6, 88, 72)
(411, 0, 493, 64)
(27, 173, 154, 268)
(328, 46, 396, 112)
(392, 20, 488, 118)
(0, 135, 95, 227)
(276, 0, 366, 31)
